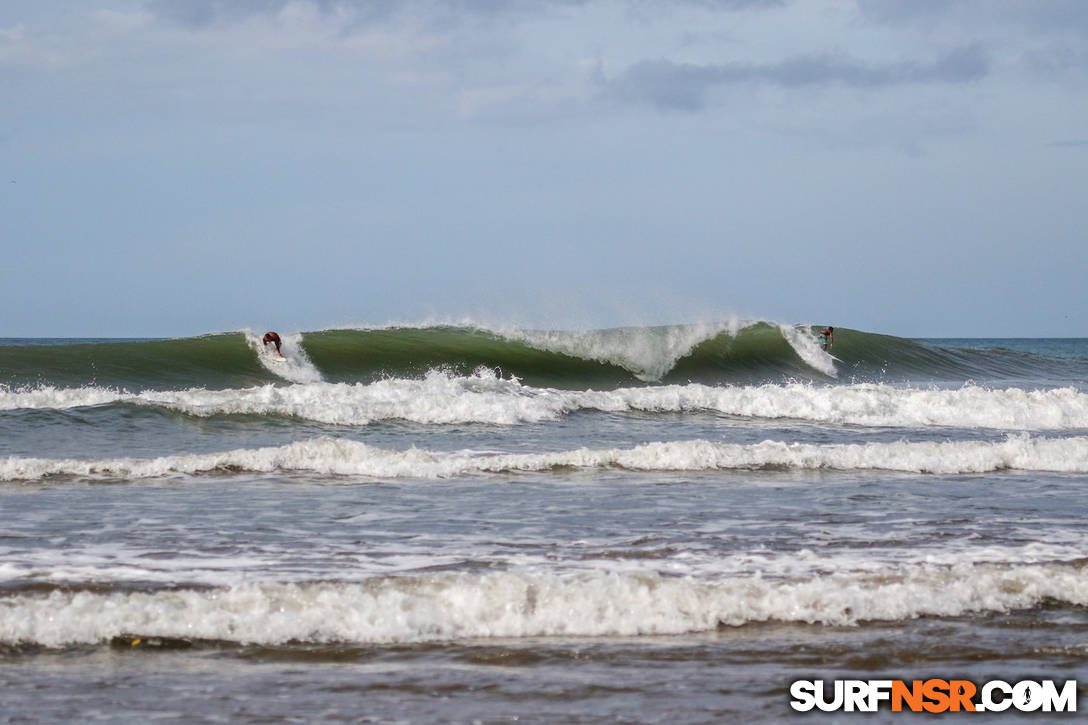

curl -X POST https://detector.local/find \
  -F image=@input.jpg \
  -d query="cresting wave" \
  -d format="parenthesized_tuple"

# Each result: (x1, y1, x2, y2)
(4, 322, 1082, 391)
(0, 322, 836, 389)
(4, 373, 1088, 430)
(4, 435, 1087, 482)
(3, 561, 1086, 648)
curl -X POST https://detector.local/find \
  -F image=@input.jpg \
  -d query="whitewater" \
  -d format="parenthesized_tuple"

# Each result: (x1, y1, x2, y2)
(4, 374, 1088, 430)
(2, 322, 1087, 722)
(5, 434, 1088, 482)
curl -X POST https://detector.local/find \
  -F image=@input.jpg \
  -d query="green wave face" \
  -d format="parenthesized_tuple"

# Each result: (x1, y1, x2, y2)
(0, 334, 275, 390)
(300, 327, 641, 387)
(295, 323, 841, 387)
(1, 325, 1084, 391)
(827, 331, 1088, 384)
(667, 323, 816, 383)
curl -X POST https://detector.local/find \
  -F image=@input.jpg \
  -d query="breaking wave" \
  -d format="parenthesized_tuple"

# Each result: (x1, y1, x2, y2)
(3, 561, 1086, 648)
(3, 434, 1087, 482)
(4, 322, 1081, 391)
(3, 372, 1087, 430)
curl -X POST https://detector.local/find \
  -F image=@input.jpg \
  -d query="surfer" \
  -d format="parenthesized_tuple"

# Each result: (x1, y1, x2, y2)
(262, 331, 285, 358)
(819, 326, 834, 351)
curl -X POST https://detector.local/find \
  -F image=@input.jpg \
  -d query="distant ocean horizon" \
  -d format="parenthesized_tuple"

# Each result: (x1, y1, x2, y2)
(3, 321, 1087, 722)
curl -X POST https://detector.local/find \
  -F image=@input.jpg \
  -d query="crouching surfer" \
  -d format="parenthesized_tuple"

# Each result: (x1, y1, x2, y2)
(819, 326, 834, 351)
(262, 331, 286, 359)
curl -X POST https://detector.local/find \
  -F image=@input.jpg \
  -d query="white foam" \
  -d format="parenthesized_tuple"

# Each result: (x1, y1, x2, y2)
(0, 385, 124, 411)
(244, 330, 323, 384)
(3, 434, 1087, 482)
(779, 324, 838, 377)
(609, 382, 1088, 430)
(144, 369, 563, 425)
(4, 376, 1088, 431)
(3, 561, 1086, 647)
(506, 320, 745, 382)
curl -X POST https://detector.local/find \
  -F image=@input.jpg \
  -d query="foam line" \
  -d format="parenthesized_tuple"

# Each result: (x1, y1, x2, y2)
(3, 562, 1086, 647)
(3, 434, 1087, 482)
(3, 375, 1087, 431)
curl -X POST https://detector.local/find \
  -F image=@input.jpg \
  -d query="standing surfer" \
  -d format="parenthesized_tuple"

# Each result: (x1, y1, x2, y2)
(262, 331, 285, 358)
(819, 326, 834, 351)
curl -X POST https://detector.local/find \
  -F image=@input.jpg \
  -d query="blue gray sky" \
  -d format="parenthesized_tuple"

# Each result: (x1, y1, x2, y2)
(3, 0, 1086, 337)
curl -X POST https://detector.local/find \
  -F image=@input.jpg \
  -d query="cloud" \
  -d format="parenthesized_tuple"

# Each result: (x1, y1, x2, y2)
(608, 46, 989, 111)
(146, 0, 279, 29)
(143, 0, 402, 30)
(143, 0, 777, 31)
(630, 0, 783, 9)
(858, 0, 1088, 34)
(857, 2, 1088, 75)
(142, 0, 591, 30)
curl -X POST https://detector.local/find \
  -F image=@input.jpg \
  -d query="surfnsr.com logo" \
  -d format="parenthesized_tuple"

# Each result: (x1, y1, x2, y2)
(789, 679, 1078, 713)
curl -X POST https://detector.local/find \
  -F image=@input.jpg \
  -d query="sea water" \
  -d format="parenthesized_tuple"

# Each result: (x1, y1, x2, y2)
(1, 324, 1087, 722)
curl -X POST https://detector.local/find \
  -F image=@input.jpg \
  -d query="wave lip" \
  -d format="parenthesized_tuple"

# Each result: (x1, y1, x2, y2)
(4, 434, 1087, 482)
(3, 561, 1086, 647)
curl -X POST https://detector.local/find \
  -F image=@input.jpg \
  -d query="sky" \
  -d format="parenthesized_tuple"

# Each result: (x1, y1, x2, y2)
(2, 0, 1086, 338)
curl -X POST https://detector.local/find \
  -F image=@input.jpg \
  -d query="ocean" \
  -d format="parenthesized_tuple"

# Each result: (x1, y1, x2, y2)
(1, 322, 1087, 723)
